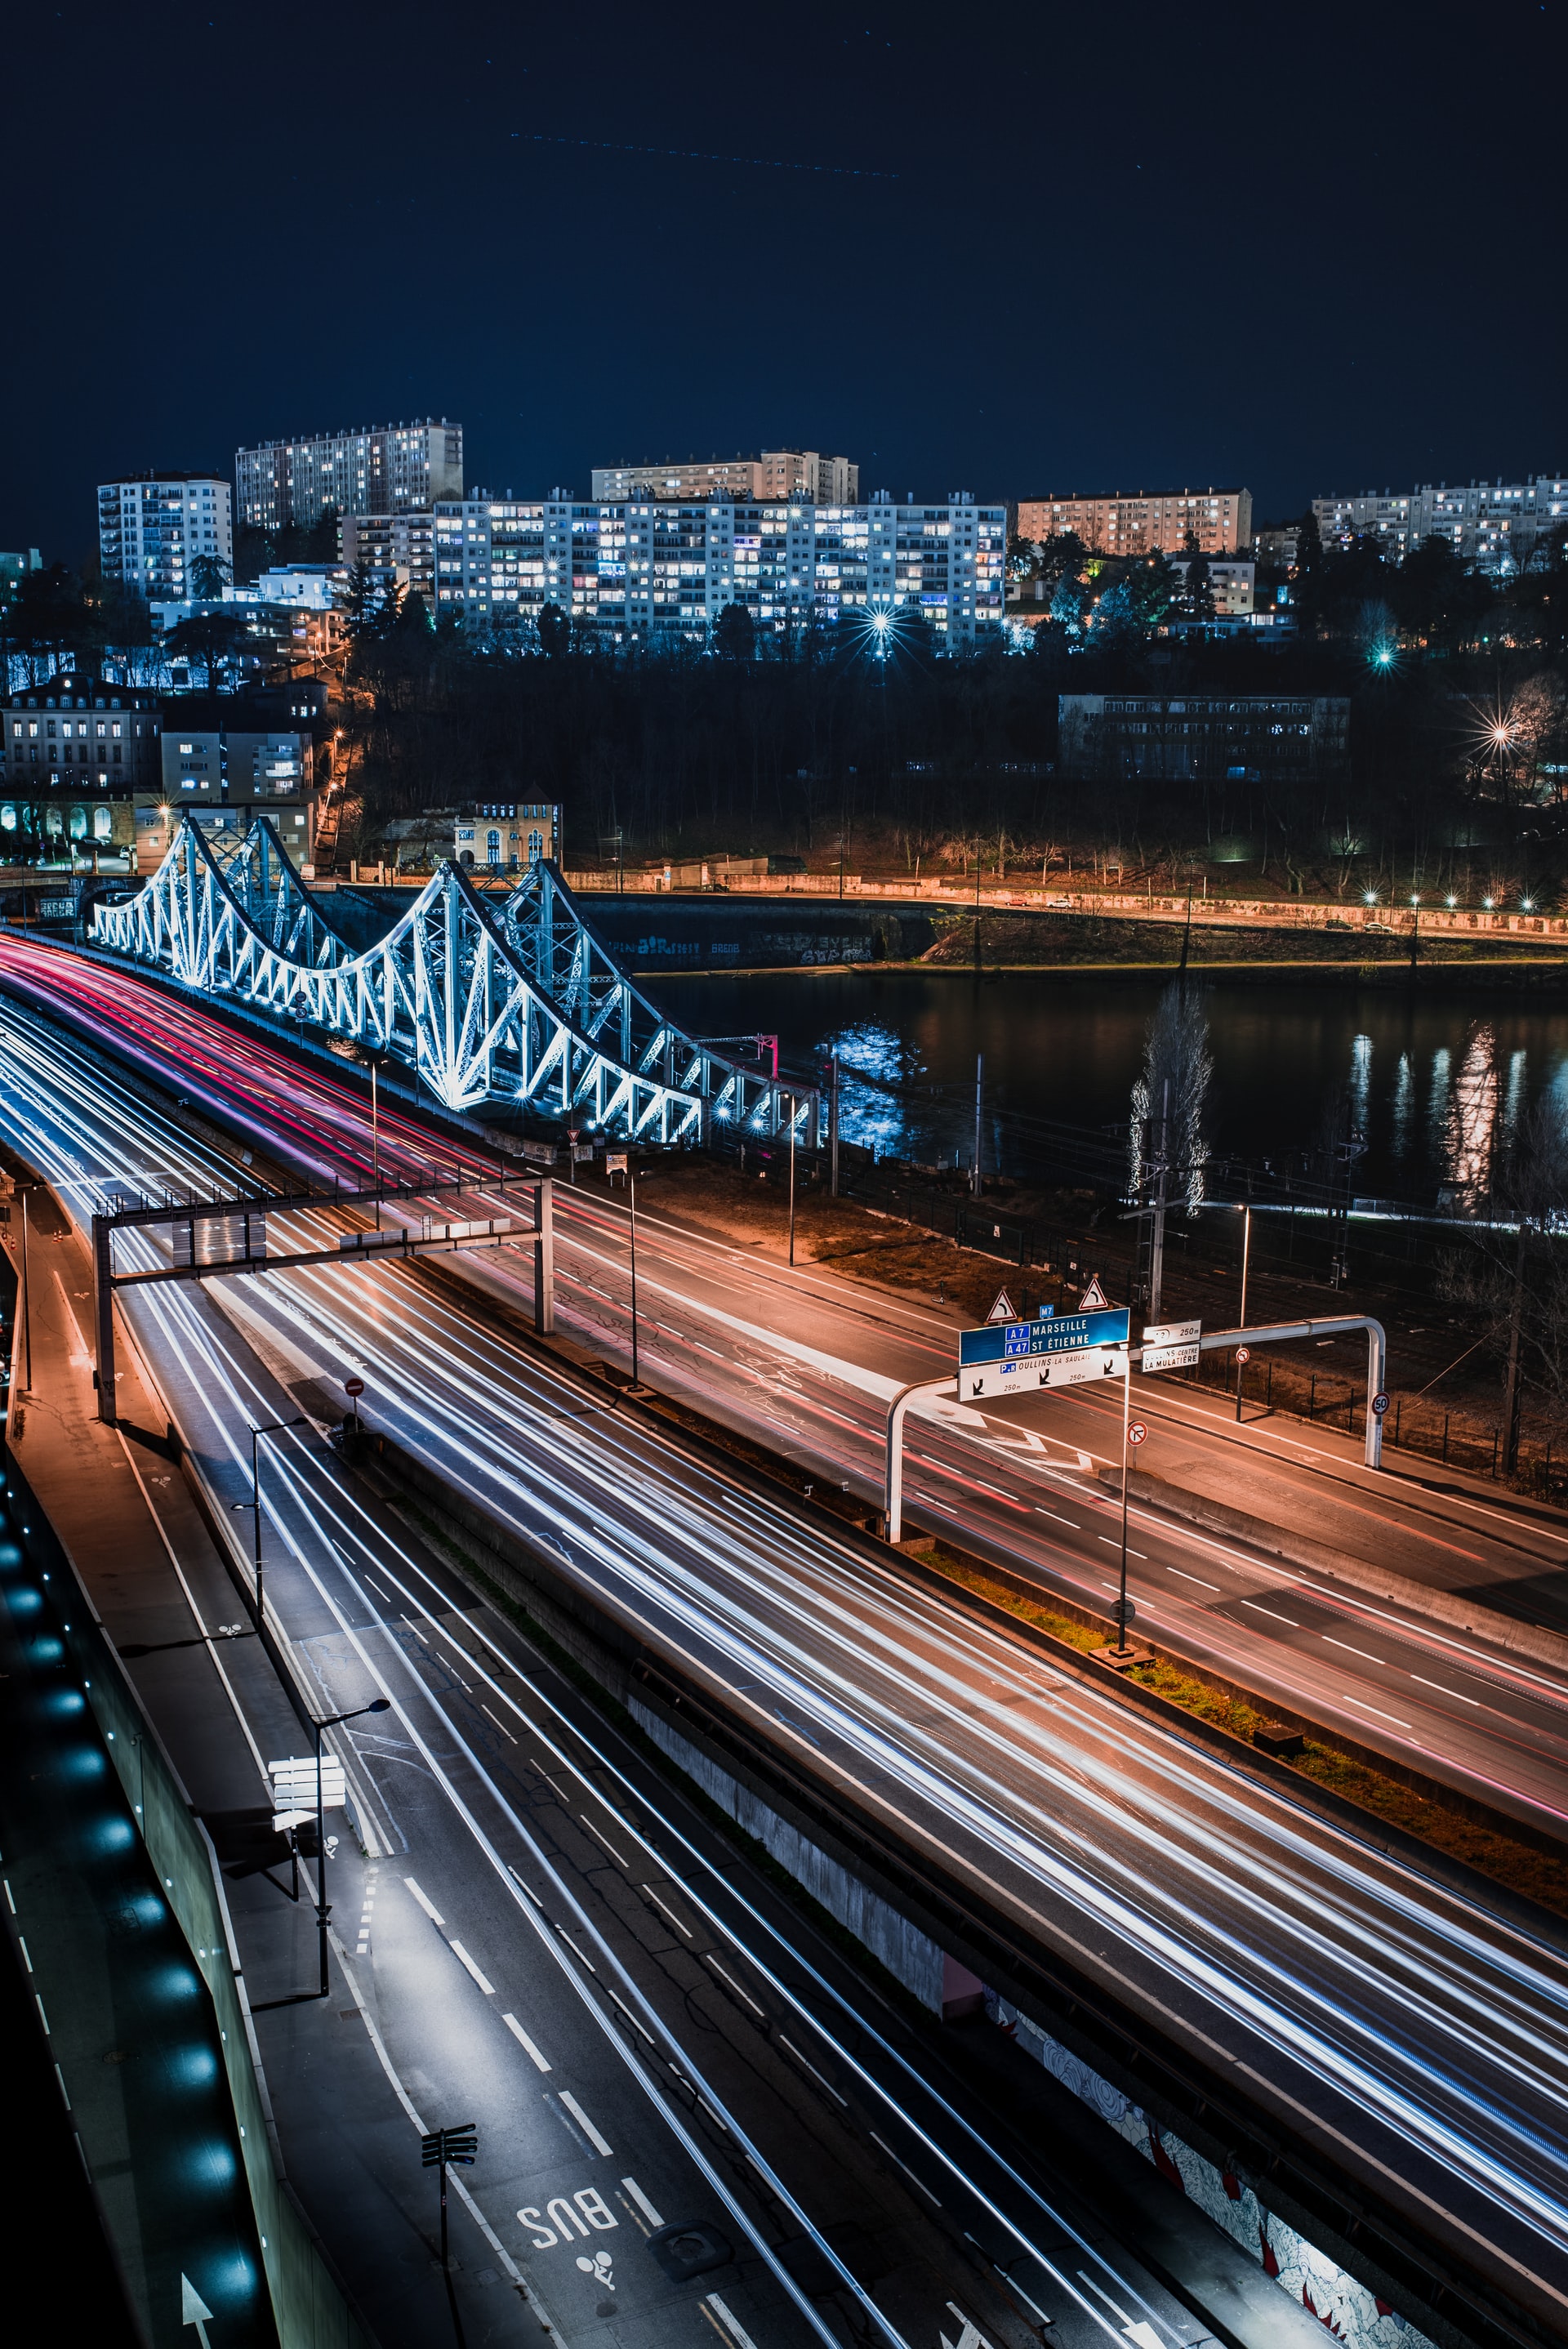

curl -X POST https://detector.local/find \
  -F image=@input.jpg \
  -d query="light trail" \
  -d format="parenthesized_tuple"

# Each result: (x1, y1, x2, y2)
(4, 973, 1568, 2326)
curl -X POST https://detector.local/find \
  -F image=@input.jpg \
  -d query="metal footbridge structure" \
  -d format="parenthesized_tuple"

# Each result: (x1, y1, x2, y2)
(91, 816, 817, 1143)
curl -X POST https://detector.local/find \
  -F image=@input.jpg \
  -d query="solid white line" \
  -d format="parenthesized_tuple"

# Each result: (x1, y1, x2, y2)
(621, 2173, 664, 2226)
(403, 1874, 445, 1926)
(559, 2089, 613, 2156)
(501, 2012, 552, 2072)
(449, 1940, 495, 1995)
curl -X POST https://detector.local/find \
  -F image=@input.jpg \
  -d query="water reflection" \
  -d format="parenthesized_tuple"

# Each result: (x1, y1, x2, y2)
(1446, 1027, 1498, 1205)
(1392, 1054, 1414, 1162)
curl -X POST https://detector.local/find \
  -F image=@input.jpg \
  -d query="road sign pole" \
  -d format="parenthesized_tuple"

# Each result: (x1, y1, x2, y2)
(884, 1375, 956, 1544)
(1116, 1352, 1133, 1656)
(1235, 1344, 1251, 1423)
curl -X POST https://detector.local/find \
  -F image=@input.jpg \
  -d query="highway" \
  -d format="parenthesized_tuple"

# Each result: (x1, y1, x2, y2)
(5, 932, 1568, 1848)
(2, 956, 1568, 2341)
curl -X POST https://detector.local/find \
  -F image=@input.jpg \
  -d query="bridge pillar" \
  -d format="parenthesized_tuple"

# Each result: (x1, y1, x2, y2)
(533, 1179, 555, 1335)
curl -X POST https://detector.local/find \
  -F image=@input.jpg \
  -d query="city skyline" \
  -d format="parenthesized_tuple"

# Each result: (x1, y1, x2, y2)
(3, 2, 1562, 558)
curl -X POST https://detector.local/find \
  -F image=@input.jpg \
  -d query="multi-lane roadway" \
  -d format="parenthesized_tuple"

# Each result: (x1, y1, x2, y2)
(2, 944, 1568, 2342)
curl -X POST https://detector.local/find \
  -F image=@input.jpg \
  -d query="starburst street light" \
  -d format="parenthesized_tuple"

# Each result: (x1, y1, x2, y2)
(1364, 891, 1379, 905)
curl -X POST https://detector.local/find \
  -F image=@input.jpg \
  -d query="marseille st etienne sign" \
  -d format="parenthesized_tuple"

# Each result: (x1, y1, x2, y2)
(958, 1308, 1130, 1402)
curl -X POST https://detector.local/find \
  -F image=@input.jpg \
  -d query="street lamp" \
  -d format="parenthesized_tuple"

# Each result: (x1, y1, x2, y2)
(310, 1698, 390, 1997)
(231, 1415, 309, 1632)
(628, 1165, 642, 1389)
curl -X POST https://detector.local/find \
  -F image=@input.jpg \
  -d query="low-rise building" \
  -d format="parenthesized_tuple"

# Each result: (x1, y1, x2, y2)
(591, 449, 858, 505)
(452, 803, 562, 871)
(1017, 487, 1252, 557)
(158, 703, 316, 863)
(1168, 557, 1254, 615)
(2, 675, 161, 867)
(1058, 693, 1348, 782)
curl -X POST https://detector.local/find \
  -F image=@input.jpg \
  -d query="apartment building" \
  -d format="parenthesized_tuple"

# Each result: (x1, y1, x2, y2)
(1312, 476, 1568, 572)
(1058, 693, 1348, 782)
(236, 419, 463, 533)
(341, 510, 436, 602)
(158, 705, 315, 862)
(1167, 557, 1254, 615)
(2, 675, 161, 867)
(590, 449, 858, 506)
(434, 490, 1004, 647)
(97, 474, 233, 598)
(1017, 488, 1252, 558)
(453, 803, 562, 871)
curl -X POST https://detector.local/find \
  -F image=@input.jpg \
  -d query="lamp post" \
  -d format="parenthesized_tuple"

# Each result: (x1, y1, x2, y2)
(1113, 1353, 1135, 1656)
(310, 1697, 390, 1997)
(232, 1415, 309, 1632)
(787, 1101, 797, 1267)
(628, 1168, 640, 1389)
(19, 1186, 33, 1394)
(371, 1059, 381, 1231)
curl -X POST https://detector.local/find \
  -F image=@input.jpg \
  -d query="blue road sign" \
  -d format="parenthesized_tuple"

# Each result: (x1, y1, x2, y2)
(960, 1308, 1129, 1369)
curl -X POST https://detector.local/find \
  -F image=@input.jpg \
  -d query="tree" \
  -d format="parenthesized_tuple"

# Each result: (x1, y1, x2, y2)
(1178, 528, 1214, 624)
(537, 600, 571, 657)
(1129, 982, 1212, 1210)
(713, 602, 755, 662)
(189, 552, 232, 601)
(163, 608, 252, 689)
(1293, 507, 1325, 634)
(1438, 1087, 1568, 1464)
(1006, 533, 1040, 580)
(303, 503, 341, 564)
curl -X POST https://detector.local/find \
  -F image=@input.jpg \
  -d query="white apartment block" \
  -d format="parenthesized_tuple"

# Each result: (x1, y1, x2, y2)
(434, 490, 1004, 648)
(1313, 477, 1568, 572)
(97, 473, 232, 600)
(236, 418, 463, 533)
(591, 449, 858, 506)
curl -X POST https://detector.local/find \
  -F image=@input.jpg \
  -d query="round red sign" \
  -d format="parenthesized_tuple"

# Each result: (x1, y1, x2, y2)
(345, 1377, 366, 1397)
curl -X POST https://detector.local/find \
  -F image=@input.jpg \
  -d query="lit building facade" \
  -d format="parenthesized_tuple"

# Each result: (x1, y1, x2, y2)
(452, 803, 562, 871)
(1312, 477, 1568, 573)
(434, 491, 1004, 647)
(2, 675, 161, 867)
(97, 474, 233, 599)
(236, 419, 463, 533)
(590, 449, 858, 505)
(1167, 557, 1254, 615)
(341, 510, 436, 603)
(1017, 488, 1252, 557)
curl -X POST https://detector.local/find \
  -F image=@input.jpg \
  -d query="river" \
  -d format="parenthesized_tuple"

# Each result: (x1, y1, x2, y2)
(654, 970, 1568, 1206)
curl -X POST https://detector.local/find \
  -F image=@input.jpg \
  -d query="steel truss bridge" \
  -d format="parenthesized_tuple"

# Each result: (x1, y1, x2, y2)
(90, 818, 818, 1143)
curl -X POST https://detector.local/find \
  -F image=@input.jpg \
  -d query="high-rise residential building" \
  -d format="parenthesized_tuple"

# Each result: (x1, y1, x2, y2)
(97, 474, 233, 600)
(235, 419, 463, 534)
(341, 510, 436, 603)
(590, 449, 858, 506)
(1016, 488, 1252, 558)
(433, 489, 1004, 647)
(1312, 476, 1568, 572)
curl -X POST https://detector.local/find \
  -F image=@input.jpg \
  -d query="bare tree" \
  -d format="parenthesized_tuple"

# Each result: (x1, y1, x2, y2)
(1438, 1092, 1568, 1466)
(1129, 982, 1213, 1210)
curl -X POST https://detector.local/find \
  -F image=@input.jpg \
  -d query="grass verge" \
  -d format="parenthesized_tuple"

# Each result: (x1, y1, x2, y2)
(924, 1544, 1568, 1920)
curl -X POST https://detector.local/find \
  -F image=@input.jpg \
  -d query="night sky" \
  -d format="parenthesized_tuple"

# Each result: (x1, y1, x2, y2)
(8, 0, 1565, 562)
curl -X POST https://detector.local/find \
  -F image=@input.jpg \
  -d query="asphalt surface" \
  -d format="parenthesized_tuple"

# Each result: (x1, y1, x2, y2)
(1, 972, 1568, 2342)
(1, 1036, 1271, 2349)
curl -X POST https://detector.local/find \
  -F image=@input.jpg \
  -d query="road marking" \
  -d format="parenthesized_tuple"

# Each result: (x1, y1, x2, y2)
(1241, 1600, 1301, 1626)
(449, 1941, 496, 1995)
(559, 2091, 613, 2156)
(481, 1702, 518, 1743)
(1323, 1635, 1388, 1665)
(1342, 1694, 1414, 1728)
(706, 2294, 760, 2349)
(779, 2033, 848, 2106)
(403, 1875, 445, 1926)
(1098, 1538, 1147, 1558)
(1165, 1567, 1221, 1590)
(1410, 1674, 1482, 1706)
(869, 2128, 941, 2203)
(1035, 1508, 1080, 1527)
(642, 1883, 694, 1937)
(705, 1954, 767, 2018)
(621, 2175, 664, 2227)
(502, 2012, 552, 2072)
(579, 1814, 630, 1868)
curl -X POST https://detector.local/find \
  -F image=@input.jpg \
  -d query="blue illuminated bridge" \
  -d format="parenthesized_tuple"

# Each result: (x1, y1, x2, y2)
(91, 817, 817, 1143)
